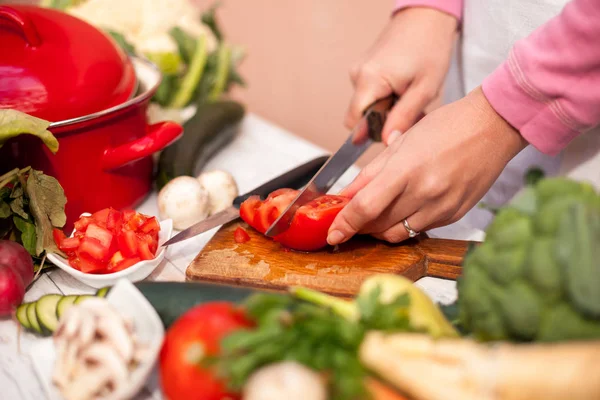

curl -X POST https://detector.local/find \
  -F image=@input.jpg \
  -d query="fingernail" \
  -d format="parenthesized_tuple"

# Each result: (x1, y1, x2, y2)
(386, 130, 402, 145)
(327, 230, 345, 245)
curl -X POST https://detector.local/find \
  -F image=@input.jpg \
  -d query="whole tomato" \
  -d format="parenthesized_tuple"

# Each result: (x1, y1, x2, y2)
(159, 302, 253, 400)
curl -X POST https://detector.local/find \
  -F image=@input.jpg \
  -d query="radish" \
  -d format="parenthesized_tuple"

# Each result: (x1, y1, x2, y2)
(0, 263, 25, 316)
(0, 240, 34, 287)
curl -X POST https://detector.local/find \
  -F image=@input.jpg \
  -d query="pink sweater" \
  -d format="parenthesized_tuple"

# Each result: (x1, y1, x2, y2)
(394, 0, 600, 156)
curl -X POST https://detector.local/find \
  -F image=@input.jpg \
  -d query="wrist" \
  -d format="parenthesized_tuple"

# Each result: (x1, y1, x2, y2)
(391, 6, 459, 34)
(466, 86, 529, 160)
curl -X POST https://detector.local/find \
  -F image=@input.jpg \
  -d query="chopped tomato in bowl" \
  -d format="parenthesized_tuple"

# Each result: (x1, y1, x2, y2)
(239, 189, 349, 251)
(46, 208, 173, 289)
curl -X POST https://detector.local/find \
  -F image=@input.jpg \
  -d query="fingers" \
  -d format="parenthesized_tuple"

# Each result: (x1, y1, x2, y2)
(327, 166, 408, 245)
(370, 212, 426, 243)
(381, 80, 438, 145)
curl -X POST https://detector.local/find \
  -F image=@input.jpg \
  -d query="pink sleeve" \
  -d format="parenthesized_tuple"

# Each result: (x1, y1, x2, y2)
(482, 0, 600, 156)
(393, 0, 463, 21)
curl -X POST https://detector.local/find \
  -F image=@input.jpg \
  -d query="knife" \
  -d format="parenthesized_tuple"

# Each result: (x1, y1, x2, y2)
(264, 94, 397, 238)
(162, 155, 330, 246)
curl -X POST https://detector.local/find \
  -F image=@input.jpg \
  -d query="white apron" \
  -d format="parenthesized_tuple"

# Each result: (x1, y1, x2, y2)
(429, 0, 600, 240)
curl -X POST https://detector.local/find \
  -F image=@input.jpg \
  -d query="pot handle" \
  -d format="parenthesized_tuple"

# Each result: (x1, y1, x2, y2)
(0, 6, 42, 47)
(102, 121, 183, 171)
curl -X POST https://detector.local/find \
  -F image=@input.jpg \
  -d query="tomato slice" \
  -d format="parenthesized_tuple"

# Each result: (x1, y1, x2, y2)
(53, 228, 66, 247)
(111, 257, 141, 272)
(274, 194, 349, 252)
(77, 254, 106, 274)
(138, 240, 155, 260)
(106, 208, 123, 232)
(234, 227, 250, 243)
(73, 216, 94, 232)
(85, 224, 113, 249)
(140, 216, 160, 234)
(256, 189, 299, 232)
(108, 250, 125, 269)
(91, 208, 110, 226)
(239, 195, 263, 232)
(59, 237, 80, 255)
(122, 209, 136, 222)
(68, 256, 82, 270)
(78, 237, 110, 261)
(127, 212, 147, 231)
(118, 230, 138, 257)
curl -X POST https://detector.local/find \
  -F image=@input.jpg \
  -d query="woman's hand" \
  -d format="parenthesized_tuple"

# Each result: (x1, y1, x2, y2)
(327, 87, 529, 245)
(346, 7, 458, 145)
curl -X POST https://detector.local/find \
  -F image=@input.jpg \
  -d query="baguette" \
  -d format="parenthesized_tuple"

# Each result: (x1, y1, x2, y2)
(359, 332, 600, 400)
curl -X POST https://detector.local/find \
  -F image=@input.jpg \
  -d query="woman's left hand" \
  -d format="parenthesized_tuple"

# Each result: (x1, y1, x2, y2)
(327, 87, 529, 245)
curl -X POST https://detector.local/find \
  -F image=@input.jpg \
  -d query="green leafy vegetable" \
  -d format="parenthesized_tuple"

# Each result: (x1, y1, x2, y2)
(169, 27, 197, 65)
(169, 35, 208, 108)
(201, 1, 223, 42)
(26, 170, 67, 255)
(208, 44, 231, 101)
(13, 216, 37, 256)
(0, 110, 58, 153)
(218, 288, 414, 400)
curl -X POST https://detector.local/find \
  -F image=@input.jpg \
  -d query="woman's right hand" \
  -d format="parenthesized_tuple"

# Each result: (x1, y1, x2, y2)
(346, 7, 458, 145)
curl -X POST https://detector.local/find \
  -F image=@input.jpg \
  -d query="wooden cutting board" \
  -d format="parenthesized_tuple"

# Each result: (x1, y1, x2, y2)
(186, 221, 474, 298)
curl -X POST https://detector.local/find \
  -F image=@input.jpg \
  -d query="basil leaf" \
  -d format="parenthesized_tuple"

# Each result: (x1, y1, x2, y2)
(26, 170, 67, 255)
(13, 216, 37, 256)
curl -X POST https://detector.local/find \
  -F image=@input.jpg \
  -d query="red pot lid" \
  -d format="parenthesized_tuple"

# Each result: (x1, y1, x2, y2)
(0, 5, 136, 122)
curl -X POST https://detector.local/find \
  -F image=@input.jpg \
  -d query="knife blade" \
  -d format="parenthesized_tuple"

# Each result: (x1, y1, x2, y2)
(264, 94, 397, 238)
(162, 155, 330, 246)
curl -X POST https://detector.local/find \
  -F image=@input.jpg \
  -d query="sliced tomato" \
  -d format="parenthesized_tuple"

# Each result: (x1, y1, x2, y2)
(111, 256, 141, 272)
(139, 233, 158, 254)
(76, 253, 106, 273)
(239, 195, 263, 232)
(68, 256, 82, 271)
(108, 250, 125, 269)
(78, 237, 109, 261)
(274, 194, 350, 252)
(85, 224, 113, 249)
(234, 227, 250, 243)
(140, 216, 160, 234)
(53, 228, 66, 247)
(73, 216, 94, 233)
(256, 189, 299, 232)
(122, 208, 137, 222)
(118, 229, 138, 257)
(106, 208, 123, 232)
(138, 240, 155, 260)
(92, 208, 110, 226)
(126, 212, 147, 231)
(59, 237, 80, 255)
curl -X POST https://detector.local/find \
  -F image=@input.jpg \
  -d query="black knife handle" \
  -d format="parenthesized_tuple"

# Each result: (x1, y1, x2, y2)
(233, 155, 330, 207)
(364, 94, 398, 143)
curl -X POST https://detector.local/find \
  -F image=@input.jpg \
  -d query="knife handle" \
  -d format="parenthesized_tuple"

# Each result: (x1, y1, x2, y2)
(233, 155, 330, 207)
(364, 94, 398, 142)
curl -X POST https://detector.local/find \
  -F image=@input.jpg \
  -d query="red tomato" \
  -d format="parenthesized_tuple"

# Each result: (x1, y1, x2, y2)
(122, 209, 136, 221)
(140, 217, 160, 234)
(138, 240, 154, 260)
(126, 213, 147, 231)
(77, 254, 105, 273)
(85, 224, 113, 249)
(73, 216, 94, 232)
(91, 208, 110, 225)
(159, 303, 253, 400)
(233, 227, 250, 243)
(108, 251, 141, 272)
(106, 208, 123, 231)
(78, 237, 109, 261)
(239, 191, 349, 252)
(59, 237, 80, 255)
(239, 195, 263, 232)
(53, 228, 66, 247)
(118, 230, 138, 257)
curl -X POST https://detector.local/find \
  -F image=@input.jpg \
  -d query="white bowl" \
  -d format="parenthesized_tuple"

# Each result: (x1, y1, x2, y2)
(31, 279, 165, 400)
(46, 214, 173, 289)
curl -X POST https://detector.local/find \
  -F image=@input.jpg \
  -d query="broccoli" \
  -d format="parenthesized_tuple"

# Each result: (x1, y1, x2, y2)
(458, 177, 600, 342)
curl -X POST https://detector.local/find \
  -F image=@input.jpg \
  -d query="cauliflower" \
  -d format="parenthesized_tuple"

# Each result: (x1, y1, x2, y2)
(458, 177, 600, 342)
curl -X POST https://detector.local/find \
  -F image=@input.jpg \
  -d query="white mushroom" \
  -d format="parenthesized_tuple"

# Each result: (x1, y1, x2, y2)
(158, 176, 210, 230)
(197, 170, 239, 214)
(243, 361, 328, 400)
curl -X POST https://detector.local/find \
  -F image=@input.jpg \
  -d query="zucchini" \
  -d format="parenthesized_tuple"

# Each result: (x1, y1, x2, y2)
(16, 303, 31, 330)
(56, 295, 78, 319)
(156, 100, 245, 190)
(35, 294, 62, 334)
(74, 295, 95, 304)
(96, 287, 109, 298)
(26, 303, 43, 334)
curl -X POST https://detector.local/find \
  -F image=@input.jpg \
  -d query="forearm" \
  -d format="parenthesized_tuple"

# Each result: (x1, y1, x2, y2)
(482, 0, 600, 156)
(393, 0, 463, 21)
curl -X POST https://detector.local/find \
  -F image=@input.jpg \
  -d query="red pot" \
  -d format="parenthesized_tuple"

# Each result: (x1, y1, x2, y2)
(0, 57, 183, 233)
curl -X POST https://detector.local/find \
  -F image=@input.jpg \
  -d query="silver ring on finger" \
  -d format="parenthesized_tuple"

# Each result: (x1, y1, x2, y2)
(402, 219, 420, 238)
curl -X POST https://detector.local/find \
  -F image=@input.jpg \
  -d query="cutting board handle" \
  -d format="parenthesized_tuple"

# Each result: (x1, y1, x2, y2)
(415, 236, 476, 280)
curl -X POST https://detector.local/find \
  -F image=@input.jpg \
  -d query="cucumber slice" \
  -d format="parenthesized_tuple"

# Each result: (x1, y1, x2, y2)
(26, 303, 43, 335)
(96, 287, 109, 298)
(74, 295, 95, 304)
(16, 303, 31, 330)
(56, 295, 78, 319)
(35, 294, 62, 334)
